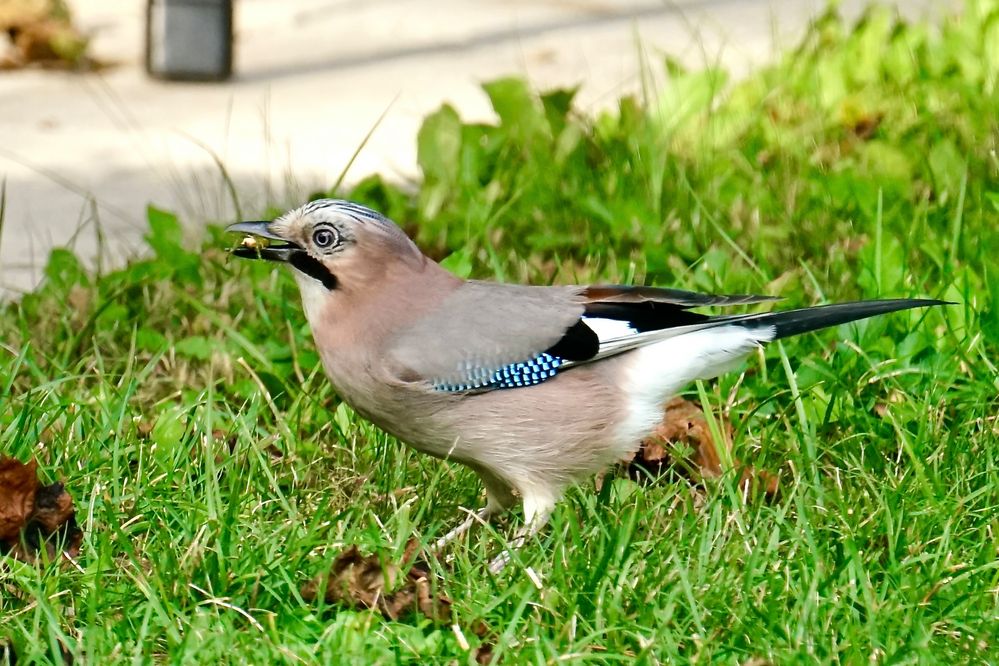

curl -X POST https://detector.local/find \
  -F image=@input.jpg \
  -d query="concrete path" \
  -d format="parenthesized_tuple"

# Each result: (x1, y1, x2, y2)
(0, 0, 949, 296)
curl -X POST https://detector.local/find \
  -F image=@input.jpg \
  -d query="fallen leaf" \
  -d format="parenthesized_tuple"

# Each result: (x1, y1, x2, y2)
(874, 389, 906, 419)
(0, 0, 93, 70)
(67, 284, 92, 323)
(301, 538, 451, 622)
(0, 457, 38, 540)
(850, 114, 882, 141)
(466, 616, 499, 663)
(30, 481, 76, 533)
(629, 398, 778, 497)
(136, 420, 154, 439)
(630, 398, 730, 479)
(211, 429, 238, 454)
(0, 456, 83, 564)
(0, 0, 50, 30)
(474, 642, 494, 664)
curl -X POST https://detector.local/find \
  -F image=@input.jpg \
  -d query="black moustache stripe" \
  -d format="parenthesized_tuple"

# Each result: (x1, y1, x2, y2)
(290, 253, 338, 290)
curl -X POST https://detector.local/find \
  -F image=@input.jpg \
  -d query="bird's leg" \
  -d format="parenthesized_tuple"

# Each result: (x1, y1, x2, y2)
(432, 468, 516, 554)
(486, 519, 546, 574)
(431, 506, 492, 553)
(487, 491, 555, 574)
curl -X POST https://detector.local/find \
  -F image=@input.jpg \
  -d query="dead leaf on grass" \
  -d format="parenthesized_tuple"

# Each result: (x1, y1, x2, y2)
(301, 538, 451, 622)
(0, 456, 82, 564)
(464, 618, 497, 663)
(629, 398, 779, 497)
(66, 284, 92, 324)
(849, 113, 882, 141)
(874, 389, 906, 419)
(211, 429, 238, 454)
(135, 419, 154, 439)
(474, 642, 494, 664)
(0, 0, 97, 70)
(0, 457, 38, 540)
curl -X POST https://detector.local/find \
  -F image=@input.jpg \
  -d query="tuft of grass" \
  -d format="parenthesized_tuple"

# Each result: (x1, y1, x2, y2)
(2, 2, 998, 662)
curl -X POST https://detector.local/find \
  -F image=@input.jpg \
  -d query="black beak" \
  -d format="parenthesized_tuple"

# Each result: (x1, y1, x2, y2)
(225, 221, 303, 262)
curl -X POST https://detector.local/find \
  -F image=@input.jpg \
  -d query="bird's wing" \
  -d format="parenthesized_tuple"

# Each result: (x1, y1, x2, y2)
(388, 282, 776, 392)
(581, 284, 778, 308)
(573, 284, 778, 361)
(388, 281, 589, 391)
(577, 289, 944, 362)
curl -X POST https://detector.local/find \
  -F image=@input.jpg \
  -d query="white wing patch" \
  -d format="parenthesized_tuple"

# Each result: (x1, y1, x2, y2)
(613, 324, 776, 453)
(581, 316, 637, 341)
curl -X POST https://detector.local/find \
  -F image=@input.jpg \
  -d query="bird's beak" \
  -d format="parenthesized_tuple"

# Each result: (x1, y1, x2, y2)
(225, 221, 303, 262)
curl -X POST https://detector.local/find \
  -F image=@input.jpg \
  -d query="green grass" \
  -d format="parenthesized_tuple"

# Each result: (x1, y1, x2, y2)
(3, 2, 999, 663)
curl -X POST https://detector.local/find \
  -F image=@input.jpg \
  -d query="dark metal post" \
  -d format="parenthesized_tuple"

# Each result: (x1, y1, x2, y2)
(145, 0, 233, 81)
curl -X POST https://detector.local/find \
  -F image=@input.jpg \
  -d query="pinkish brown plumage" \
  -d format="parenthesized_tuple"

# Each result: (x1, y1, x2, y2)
(228, 199, 945, 571)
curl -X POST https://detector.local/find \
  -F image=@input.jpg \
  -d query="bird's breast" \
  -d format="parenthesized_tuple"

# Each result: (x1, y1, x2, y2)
(312, 341, 463, 453)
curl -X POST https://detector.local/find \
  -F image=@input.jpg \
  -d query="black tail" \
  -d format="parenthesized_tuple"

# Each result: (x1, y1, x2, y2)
(728, 299, 949, 339)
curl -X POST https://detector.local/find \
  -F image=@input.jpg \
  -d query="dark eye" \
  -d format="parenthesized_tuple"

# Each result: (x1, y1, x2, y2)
(312, 227, 338, 248)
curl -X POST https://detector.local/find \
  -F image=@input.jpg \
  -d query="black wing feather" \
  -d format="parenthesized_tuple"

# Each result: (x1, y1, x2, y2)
(722, 298, 949, 339)
(584, 301, 710, 332)
(582, 285, 779, 308)
(539, 285, 775, 357)
(544, 319, 600, 360)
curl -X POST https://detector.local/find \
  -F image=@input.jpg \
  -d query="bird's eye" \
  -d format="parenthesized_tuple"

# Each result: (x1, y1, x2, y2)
(312, 227, 338, 248)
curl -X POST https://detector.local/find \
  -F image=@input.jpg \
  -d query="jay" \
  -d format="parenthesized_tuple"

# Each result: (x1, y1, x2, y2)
(228, 199, 943, 572)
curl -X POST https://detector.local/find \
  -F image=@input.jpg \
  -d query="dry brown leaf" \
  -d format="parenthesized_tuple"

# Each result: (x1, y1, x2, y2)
(630, 398, 779, 497)
(874, 389, 906, 419)
(468, 617, 497, 663)
(301, 539, 451, 622)
(67, 284, 92, 324)
(850, 113, 882, 140)
(0, 457, 38, 540)
(0, 456, 83, 564)
(31, 480, 76, 534)
(0, 0, 50, 29)
(474, 643, 495, 665)
(0, 0, 96, 70)
(211, 429, 238, 454)
(630, 398, 731, 479)
(136, 420, 154, 439)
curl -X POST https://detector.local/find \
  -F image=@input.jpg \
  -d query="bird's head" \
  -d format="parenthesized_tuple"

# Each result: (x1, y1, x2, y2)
(226, 199, 425, 296)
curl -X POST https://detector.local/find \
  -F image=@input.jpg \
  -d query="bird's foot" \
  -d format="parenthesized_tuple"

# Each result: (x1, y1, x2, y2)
(431, 507, 492, 554)
(486, 526, 536, 574)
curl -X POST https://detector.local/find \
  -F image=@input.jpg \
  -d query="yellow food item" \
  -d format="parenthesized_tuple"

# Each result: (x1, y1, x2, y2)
(240, 235, 267, 249)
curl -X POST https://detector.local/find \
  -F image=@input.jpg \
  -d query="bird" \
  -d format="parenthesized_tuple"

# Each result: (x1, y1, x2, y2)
(227, 199, 945, 572)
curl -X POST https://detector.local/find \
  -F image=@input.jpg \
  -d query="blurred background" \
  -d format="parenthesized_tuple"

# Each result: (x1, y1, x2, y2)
(0, 0, 952, 297)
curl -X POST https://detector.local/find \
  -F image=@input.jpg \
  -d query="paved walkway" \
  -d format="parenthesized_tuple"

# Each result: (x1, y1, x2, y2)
(0, 0, 948, 295)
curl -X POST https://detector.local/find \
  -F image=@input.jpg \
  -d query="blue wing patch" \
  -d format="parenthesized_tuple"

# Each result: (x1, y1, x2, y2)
(432, 353, 565, 392)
